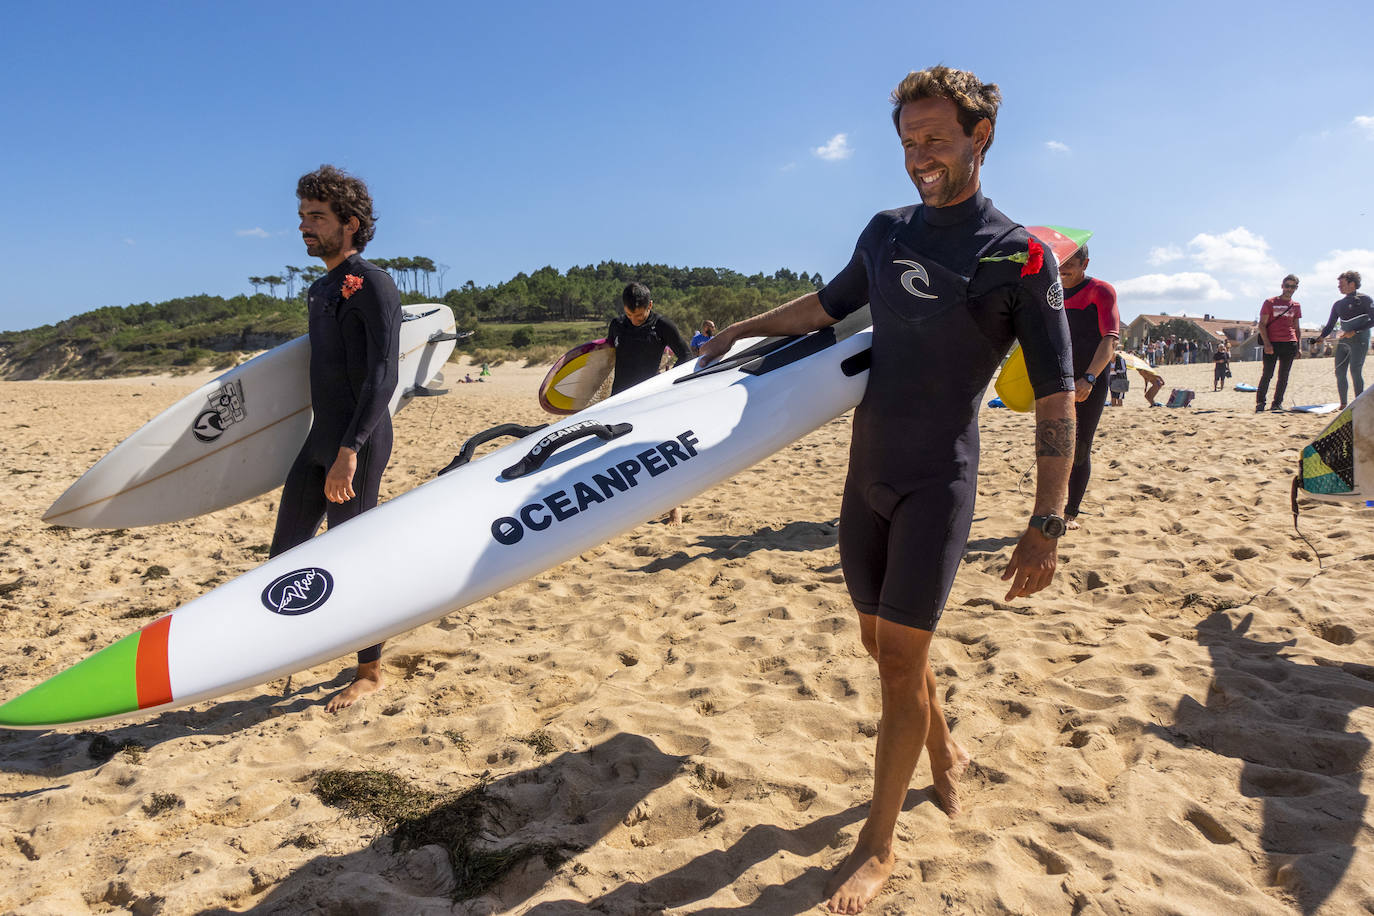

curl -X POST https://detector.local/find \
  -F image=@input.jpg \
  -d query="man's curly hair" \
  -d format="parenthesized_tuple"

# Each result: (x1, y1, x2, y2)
(296, 164, 377, 252)
(890, 66, 1001, 164)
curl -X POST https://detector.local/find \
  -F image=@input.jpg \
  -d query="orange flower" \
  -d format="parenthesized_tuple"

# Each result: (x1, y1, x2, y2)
(342, 274, 364, 299)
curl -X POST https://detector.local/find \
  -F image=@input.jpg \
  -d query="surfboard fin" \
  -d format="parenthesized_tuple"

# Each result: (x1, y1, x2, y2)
(429, 330, 473, 343)
(403, 385, 449, 399)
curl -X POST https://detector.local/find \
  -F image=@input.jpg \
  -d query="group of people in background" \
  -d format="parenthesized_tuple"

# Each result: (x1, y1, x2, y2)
(1255, 272, 1373, 412)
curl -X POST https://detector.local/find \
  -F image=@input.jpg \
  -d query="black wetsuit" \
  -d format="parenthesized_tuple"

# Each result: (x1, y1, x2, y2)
(270, 254, 401, 664)
(819, 191, 1073, 631)
(1321, 293, 1373, 405)
(1062, 277, 1119, 519)
(606, 312, 690, 395)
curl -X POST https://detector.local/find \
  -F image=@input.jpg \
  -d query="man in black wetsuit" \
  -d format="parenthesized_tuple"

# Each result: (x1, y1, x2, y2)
(607, 282, 691, 522)
(606, 282, 691, 395)
(271, 165, 402, 713)
(700, 67, 1075, 914)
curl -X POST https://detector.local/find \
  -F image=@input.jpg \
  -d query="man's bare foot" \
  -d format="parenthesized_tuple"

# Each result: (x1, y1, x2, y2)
(1065, 517, 1081, 531)
(325, 661, 383, 713)
(824, 841, 895, 914)
(667, 506, 683, 525)
(931, 742, 972, 817)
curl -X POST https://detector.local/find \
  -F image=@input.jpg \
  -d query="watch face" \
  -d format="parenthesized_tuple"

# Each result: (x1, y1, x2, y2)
(1044, 516, 1066, 537)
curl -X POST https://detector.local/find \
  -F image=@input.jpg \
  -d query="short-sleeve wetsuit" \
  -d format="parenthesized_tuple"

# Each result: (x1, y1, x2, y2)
(606, 312, 691, 395)
(1062, 277, 1119, 519)
(270, 254, 401, 663)
(819, 191, 1073, 631)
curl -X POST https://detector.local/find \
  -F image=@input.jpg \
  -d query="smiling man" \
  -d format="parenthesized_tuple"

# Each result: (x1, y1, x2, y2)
(698, 67, 1075, 913)
(270, 164, 402, 713)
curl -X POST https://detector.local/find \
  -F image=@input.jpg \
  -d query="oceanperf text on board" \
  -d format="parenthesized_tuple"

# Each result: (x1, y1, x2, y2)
(491, 431, 700, 545)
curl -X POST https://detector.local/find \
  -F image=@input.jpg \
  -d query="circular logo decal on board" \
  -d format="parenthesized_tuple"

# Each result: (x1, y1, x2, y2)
(192, 409, 226, 442)
(261, 568, 334, 616)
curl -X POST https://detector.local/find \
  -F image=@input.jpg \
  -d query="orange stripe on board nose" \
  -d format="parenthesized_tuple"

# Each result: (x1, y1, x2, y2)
(135, 616, 173, 709)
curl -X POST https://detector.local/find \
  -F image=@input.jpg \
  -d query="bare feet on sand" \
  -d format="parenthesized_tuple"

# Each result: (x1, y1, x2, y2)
(325, 660, 383, 713)
(667, 507, 683, 524)
(824, 743, 971, 912)
(1065, 517, 1081, 531)
(825, 836, 895, 915)
(931, 742, 972, 817)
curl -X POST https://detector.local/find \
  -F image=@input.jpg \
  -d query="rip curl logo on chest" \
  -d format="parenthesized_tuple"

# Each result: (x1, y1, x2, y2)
(894, 260, 939, 300)
(261, 567, 334, 615)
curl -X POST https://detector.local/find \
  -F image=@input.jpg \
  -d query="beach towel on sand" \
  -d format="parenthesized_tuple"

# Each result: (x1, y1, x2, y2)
(1166, 389, 1195, 408)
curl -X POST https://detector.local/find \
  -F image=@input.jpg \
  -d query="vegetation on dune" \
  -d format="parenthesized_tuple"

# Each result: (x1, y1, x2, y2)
(1, 259, 821, 379)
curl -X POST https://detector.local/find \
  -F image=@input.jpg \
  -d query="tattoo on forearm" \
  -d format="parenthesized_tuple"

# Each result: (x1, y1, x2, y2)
(1035, 418, 1074, 458)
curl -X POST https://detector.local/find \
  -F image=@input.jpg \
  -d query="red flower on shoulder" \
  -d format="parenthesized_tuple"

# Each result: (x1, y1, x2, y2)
(1021, 238, 1044, 278)
(341, 274, 364, 299)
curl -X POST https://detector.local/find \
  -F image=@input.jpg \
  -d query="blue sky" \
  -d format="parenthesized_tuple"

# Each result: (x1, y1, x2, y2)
(2, 0, 1371, 333)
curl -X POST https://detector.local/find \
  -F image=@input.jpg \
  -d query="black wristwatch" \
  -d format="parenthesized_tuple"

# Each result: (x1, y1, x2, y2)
(1029, 513, 1067, 538)
(1082, 372, 1096, 385)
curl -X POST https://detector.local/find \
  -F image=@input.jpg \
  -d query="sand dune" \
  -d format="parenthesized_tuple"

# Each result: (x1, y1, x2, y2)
(1, 355, 1371, 915)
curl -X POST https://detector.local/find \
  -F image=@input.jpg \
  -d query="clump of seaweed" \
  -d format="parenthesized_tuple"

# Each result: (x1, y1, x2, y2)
(84, 733, 145, 763)
(313, 768, 578, 900)
(143, 792, 184, 816)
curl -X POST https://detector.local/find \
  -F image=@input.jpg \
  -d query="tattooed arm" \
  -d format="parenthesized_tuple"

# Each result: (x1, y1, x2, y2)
(1002, 391, 1075, 599)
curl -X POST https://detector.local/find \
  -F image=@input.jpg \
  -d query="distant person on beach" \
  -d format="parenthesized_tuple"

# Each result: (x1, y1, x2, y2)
(1059, 245, 1119, 530)
(608, 282, 691, 522)
(1140, 365, 1165, 406)
(270, 165, 401, 713)
(1213, 341, 1231, 391)
(1315, 270, 1373, 409)
(690, 319, 717, 354)
(699, 66, 1074, 914)
(1255, 275, 1302, 412)
(1107, 351, 1128, 406)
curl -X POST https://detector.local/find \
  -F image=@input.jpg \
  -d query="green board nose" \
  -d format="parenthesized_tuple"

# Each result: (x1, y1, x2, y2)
(0, 617, 172, 729)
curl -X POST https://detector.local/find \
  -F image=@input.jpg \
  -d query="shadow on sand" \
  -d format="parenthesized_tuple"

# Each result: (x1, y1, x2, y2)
(1150, 611, 1373, 914)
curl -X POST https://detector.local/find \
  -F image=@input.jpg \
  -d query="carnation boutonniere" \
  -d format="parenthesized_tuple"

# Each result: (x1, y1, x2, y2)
(342, 274, 364, 300)
(1020, 238, 1044, 278)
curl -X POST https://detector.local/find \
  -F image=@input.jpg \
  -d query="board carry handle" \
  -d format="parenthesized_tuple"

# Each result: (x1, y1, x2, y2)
(438, 423, 549, 476)
(501, 421, 633, 481)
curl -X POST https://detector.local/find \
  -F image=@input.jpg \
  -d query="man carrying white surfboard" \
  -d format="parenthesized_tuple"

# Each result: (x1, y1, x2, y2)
(700, 66, 1076, 914)
(271, 165, 402, 713)
(608, 282, 692, 522)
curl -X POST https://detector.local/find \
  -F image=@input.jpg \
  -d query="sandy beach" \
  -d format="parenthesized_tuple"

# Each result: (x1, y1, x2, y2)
(1, 354, 1372, 915)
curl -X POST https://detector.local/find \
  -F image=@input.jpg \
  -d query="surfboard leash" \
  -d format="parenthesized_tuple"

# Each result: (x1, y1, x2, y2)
(1289, 474, 1325, 570)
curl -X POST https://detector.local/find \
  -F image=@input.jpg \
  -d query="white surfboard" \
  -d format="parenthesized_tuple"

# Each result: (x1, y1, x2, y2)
(0, 312, 874, 728)
(42, 304, 459, 529)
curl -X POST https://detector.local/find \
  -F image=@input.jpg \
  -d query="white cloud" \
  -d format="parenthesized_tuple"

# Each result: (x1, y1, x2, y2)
(1045, 140, 1070, 153)
(1187, 227, 1280, 277)
(123, 237, 135, 246)
(813, 133, 853, 162)
(1117, 272, 1234, 302)
(1147, 244, 1184, 266)
(236, 227, 271, 238)
(1313, 248, 1374, 285)
(1353, 115, 1374, 137)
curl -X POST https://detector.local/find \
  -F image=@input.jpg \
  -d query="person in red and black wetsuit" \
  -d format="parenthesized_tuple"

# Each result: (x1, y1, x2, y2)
(700, 66, 1075, 914)
(1057, 246, 1119, 530)
(270, 165, 402, 713)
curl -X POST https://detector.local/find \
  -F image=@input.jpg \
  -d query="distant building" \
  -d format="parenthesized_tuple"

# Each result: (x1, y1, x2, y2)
(1122, 313, 1259, 358)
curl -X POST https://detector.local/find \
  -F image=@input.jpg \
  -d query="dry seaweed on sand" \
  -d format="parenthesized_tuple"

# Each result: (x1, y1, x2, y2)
(313, 768, 580, 900)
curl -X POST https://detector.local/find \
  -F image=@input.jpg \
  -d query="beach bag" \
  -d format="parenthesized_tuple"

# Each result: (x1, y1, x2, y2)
(1109, 377, 1129, 395)
(1166, 388, 1195, 408)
